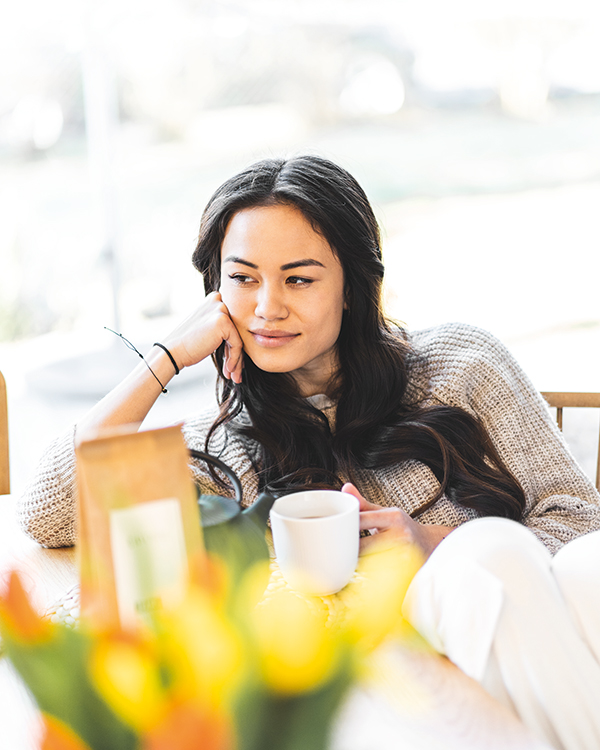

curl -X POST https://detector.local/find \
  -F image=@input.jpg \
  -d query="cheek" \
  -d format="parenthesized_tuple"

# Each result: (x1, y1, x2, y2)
(309, 297, 344, 340)
(327, 282, 347, 320)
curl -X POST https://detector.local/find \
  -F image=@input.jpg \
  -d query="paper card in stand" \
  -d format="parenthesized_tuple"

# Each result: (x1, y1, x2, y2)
(76, 424, 204, 630)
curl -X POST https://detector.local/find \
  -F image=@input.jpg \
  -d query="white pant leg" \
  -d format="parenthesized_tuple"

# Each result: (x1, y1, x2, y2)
(552, 529, 600, 661)
(402, 517, 600, 750)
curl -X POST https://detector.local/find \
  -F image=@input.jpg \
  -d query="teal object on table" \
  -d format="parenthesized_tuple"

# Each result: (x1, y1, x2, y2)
(190, 449, 276, 581)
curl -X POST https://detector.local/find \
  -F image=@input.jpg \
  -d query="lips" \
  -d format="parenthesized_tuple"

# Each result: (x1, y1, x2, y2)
(249, 329, 300, 347)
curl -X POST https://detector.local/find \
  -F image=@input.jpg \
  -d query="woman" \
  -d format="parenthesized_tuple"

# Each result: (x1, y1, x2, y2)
(19, 156, 600, 749)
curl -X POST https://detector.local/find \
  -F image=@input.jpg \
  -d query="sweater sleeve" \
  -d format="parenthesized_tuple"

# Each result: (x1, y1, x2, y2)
(425, 324, 600, 554)
(17, 427, 78, 548)
(17, 411, 258, 549)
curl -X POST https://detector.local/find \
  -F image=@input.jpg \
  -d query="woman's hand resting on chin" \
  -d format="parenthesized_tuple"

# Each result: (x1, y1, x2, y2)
(75, 293, 244, 441)
(341, 483, 455, 560)
(161, 291, 244, 382)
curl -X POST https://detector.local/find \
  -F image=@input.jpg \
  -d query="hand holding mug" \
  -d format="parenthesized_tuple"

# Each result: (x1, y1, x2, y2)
(341, 483, 454, 559)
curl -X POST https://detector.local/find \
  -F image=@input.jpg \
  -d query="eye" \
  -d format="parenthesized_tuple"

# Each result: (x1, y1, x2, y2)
(228, 273, 255, 285)
(286, 276, 314, 286)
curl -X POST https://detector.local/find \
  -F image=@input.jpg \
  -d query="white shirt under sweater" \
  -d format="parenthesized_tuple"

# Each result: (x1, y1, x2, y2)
(17, 322, 600, 551)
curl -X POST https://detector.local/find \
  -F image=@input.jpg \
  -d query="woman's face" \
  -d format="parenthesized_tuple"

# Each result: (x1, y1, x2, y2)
(219, 204, 346, 397)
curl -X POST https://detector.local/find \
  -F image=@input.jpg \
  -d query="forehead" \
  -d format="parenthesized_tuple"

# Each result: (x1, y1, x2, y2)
(221, 204, 338, 265)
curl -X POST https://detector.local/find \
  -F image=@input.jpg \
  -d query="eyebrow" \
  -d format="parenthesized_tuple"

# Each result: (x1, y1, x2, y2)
(222, 255, 325, 271)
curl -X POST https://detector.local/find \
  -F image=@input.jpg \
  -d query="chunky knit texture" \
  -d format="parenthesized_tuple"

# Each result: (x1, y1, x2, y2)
(18, 323, 600, 553)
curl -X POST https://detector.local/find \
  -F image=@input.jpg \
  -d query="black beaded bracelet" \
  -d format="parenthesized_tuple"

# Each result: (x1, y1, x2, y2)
(153, 342, 180, 375)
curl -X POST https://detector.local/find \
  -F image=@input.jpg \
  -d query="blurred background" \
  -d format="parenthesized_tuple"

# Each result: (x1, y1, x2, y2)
(1, 0, 600, 496)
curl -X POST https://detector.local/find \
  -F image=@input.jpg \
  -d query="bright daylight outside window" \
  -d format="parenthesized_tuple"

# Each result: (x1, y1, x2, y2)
(1, 0, 600, 487)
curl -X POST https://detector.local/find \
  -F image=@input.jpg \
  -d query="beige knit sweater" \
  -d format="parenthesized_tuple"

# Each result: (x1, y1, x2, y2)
(18, 323, 600, 554)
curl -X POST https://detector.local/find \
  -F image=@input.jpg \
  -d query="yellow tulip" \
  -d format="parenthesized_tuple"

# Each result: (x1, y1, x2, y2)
(251, 589, 340, 694)
(341, 542, 423, 651)
(160, 588, 244, 707)
(90, 632, 165, 732)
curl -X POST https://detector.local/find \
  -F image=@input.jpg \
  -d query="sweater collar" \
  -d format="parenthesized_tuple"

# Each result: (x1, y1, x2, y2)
(305, 393, 335, 410)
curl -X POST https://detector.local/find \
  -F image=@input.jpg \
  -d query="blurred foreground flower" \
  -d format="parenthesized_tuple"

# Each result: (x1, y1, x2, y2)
(0, 541, 423, 750)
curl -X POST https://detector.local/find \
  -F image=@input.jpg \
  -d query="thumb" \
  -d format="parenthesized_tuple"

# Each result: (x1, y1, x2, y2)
(341, 482, 375, 511)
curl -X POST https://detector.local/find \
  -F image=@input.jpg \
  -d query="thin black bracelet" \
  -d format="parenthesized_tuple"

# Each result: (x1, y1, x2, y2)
(153, 342, 180, 375)
(104, 327, 168, 394)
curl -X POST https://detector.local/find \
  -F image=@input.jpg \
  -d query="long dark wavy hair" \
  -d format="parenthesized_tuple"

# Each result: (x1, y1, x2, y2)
(192, 155, 525, 521)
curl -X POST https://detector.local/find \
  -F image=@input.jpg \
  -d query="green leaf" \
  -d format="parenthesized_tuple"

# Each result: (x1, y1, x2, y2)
(3, 626, 139, 750)
(235, 658, 354, 750)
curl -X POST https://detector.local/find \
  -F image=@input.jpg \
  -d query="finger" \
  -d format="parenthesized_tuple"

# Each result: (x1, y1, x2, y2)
(222, 342, 231, 379)
(224, 330, 244, 383)
(359, 510, 395, 532)
(223, 342, 238, 381)
(341, 483, 379, 512)
(341, 482, 363, 500)
(220, 311, 244, 381)
(229, 349, 244, 384)
(228, 336, 244, 377)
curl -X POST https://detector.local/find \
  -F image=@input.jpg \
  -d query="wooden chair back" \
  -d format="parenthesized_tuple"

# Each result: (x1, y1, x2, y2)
(0, 370, 9, 495)
(541, 392, 600, 491)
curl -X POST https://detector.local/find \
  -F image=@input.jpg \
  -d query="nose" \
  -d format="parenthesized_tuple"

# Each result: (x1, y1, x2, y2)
(254, 282, 288, 321)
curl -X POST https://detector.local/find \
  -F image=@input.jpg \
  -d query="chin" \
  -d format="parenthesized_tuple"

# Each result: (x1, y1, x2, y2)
(251, 359, 297, 374)
(244, 351, 299, 375)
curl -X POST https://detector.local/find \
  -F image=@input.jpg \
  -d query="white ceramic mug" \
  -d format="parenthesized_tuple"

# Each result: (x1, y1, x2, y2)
(270, 490, 359, 596)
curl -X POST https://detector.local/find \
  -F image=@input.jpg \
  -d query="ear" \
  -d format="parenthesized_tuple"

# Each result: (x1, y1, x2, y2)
(343, 285, 351, 311)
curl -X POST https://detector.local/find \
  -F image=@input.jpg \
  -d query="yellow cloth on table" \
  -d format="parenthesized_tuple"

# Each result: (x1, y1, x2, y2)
(43, 559, 367, 629)
(261, 556, 370, 630)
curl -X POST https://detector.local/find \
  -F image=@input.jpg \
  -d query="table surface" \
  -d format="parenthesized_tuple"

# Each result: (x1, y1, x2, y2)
(0, 494, 550, 750)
